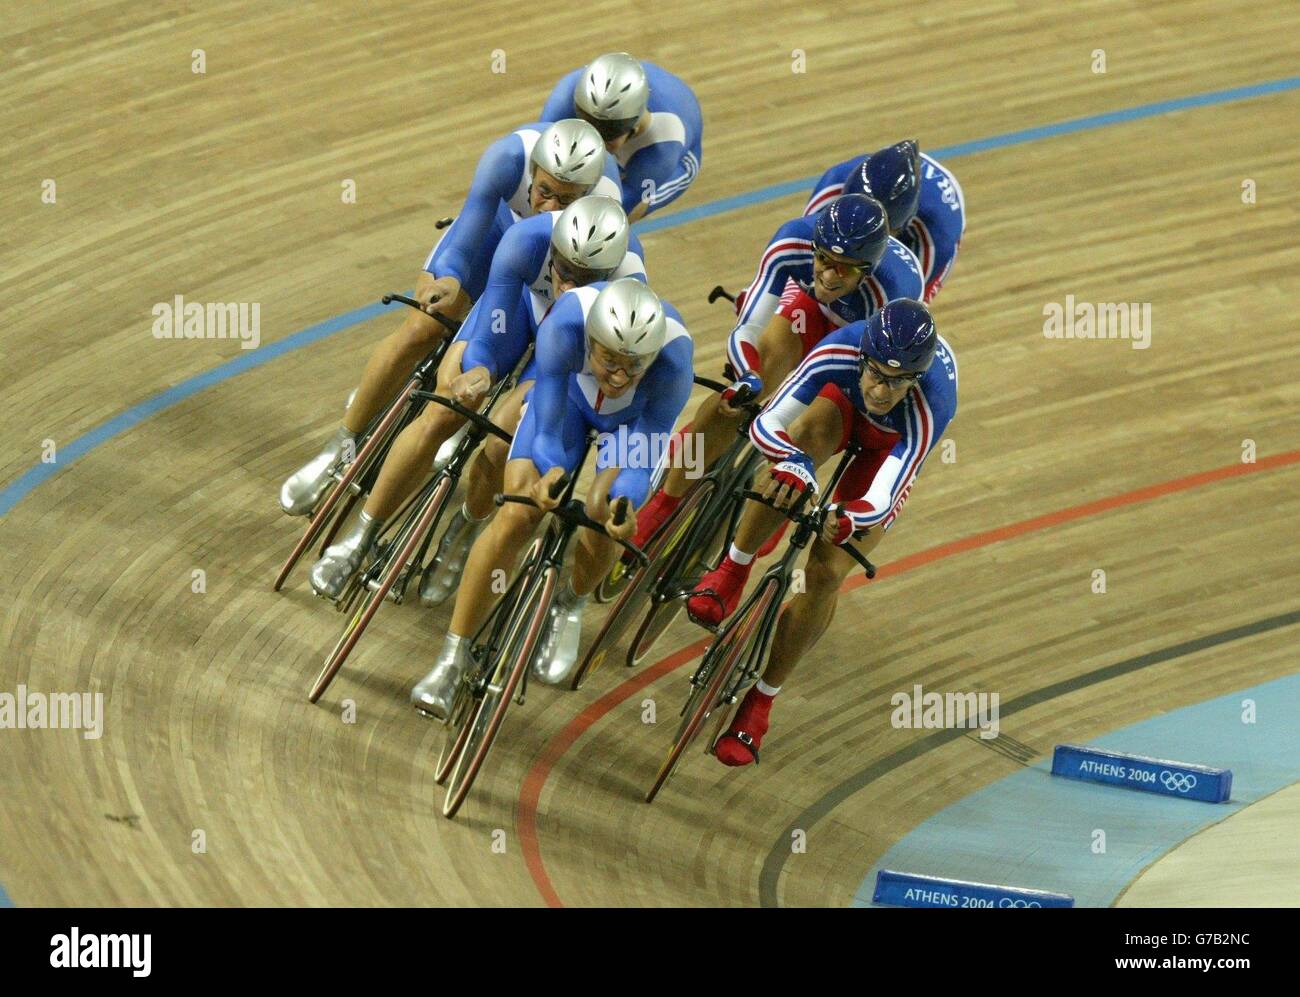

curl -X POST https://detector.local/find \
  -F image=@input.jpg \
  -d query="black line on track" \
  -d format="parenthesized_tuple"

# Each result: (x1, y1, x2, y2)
(756, 608, 1300, 907)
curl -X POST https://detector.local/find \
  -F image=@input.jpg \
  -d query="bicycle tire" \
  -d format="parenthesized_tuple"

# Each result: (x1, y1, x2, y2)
(442, 565, 557, 818)
(308, 473, 454, 702)
(645, 577, 778, 803)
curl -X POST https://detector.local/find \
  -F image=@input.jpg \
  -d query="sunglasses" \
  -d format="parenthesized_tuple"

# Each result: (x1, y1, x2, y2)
(589, 343, 649, 377)
(532, 179, 585, 208)
(551, 255, 615, 287)
(576, 108, 639, 142)
(813, 246, 871, 275)
(862, 359, 921, 390)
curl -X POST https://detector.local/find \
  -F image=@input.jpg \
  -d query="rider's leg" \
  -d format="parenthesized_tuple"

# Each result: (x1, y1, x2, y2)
(686, 395, 844, 626)
(280, 271, 468, 515)
(419, 380, 530, 607)
(411, 458, 543, 719)
(715, 526, 881, 767)
(309, 342, 474, 599)
(344, 273, 471, 434)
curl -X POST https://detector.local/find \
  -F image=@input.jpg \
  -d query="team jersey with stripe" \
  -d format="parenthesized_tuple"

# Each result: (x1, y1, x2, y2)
(525, 284, 694, 507)
(459, 211, 646, 382)
(423, 122, 623, 301)
(726, 213, 923, 379)
(805, 153, 966, 304)
(542, 63, 703, 216)
(750, 326, 958, 533)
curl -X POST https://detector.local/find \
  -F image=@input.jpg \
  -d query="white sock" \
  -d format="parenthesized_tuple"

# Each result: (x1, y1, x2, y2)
(444, 632, 464, 651)
(756, 679, 782, 697)
(728, 543, 755, 566)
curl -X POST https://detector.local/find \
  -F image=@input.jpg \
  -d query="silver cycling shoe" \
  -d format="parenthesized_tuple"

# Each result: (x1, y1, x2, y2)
(309, 510, 383, 600)
(410, 637, 472, 721)
(531, 582, 589, 687)
(432, 422, 472, 473)
(280, 425, 358, 516)
(419, 505, 487, 607)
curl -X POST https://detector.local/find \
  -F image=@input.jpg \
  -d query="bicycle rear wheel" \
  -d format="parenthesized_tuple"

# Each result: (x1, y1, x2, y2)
(308, 474, 454, 702)
(441, 564, 557, 819)
(645, 577, 778, 803)
(571, 478, 717, 691)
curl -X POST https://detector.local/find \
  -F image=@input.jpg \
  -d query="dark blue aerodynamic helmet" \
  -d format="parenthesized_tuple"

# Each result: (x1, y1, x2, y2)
(861, 298, 937, 375)
(812, 194, 889, 270)
(844, 140, 921, 234)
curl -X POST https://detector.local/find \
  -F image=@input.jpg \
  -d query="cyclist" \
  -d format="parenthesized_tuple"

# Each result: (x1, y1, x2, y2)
(542, 52, 703, 222)
(279, 118, 621, 516)
(806, 140, 965, 304)
(307, 196, 645, 600)
(411, 278, 695, 718)
(630, 194, 923, 550)
(686, 299, 957, 766)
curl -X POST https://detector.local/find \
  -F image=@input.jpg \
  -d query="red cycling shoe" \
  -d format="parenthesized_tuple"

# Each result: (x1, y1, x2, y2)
(686, 555, 752, 627)
(715, 686, 774, 766)
(630, 488, 682, 552)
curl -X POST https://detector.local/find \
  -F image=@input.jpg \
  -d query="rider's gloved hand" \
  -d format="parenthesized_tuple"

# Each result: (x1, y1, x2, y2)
(719, 371, 762, 414)
(823, 500, 873, 546)
(762, 451, 817, 511)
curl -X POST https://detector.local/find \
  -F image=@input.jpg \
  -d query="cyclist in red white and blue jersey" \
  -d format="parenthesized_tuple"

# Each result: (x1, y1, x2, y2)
(806, 140, 965, 304)
(687, 299, 958, 767)
(629, 194, 923, 552)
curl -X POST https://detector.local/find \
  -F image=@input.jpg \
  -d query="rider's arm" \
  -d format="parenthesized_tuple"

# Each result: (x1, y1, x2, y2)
(607, 334, 695, 508)
(527, 299, 584, 477)
(619, 140, 695, 216)
(726, 219, 809, 380)
(833, 356, 958, 538)
(748, 332, 860, 463)
(459, 221, 543, 382)
(425, 132, 521, 283)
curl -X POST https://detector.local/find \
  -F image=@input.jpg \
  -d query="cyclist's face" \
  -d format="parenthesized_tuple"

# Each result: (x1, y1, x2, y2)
(549, 255, 610, 295)
(530, 168, 588, 213)
(588, 341, 649, 397)
(811, 247, 868, 302)
(859, 358, 919, 413)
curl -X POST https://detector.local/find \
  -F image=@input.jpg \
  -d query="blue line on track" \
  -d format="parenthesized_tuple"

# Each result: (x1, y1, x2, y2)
(1, 75, 1297, 903)
(2, 76, 1296, 520)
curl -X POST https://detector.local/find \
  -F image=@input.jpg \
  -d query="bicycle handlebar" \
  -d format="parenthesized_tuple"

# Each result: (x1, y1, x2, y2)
(381, 292, 463, 333)
(692, 374, 759, 415)
(412, 391, 513, 445)
(494, 494, 649, 567)
(740, 488, 876, 579)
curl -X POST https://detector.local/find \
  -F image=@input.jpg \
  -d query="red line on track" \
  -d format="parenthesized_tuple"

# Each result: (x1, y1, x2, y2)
(517, 450, 1300, 906)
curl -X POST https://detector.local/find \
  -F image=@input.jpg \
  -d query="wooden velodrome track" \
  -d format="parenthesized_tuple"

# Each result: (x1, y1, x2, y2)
(3, 1, 1298, 907)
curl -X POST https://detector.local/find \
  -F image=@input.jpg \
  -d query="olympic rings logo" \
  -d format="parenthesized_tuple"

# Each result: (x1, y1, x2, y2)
(1160, 770, 1198, 793)
(997, 899, 1042, 907)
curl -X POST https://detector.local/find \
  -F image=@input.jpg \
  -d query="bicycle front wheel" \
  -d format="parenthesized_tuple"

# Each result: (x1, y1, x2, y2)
(441, 564, 557, 819)
(645, 576, 779, 803)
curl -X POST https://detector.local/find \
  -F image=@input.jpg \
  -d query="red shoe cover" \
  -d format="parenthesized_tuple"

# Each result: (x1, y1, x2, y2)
(716, 687, 773, 766)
